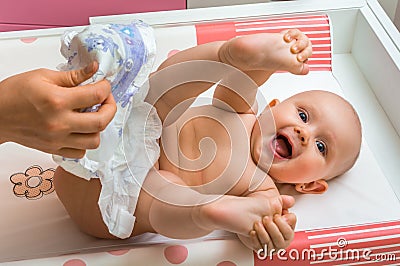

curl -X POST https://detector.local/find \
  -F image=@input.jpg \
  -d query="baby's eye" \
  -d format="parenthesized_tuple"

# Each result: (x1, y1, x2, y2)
(316, 140, 326, 155)
(298, 110, 308, 123)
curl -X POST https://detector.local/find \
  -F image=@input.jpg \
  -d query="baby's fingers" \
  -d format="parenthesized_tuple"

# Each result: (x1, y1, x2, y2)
(283, 213, 297, 231)
(250, 230, 263, 252)
(277, 215, 296, 243)
(254, 221, 272, 253)
(263, 215, 294, 250)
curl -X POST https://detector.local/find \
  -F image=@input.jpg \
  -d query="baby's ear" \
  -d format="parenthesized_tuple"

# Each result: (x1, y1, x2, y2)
(268, 99, 280, 107)
(295, 180, 328, 194)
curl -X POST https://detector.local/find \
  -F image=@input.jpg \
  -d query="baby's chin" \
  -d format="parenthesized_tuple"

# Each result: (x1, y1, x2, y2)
(267, 170, 298, 184)
(268, 174, 284, 184)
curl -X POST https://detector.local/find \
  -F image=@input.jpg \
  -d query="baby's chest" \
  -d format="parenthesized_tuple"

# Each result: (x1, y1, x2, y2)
(160, 106, 257, 192)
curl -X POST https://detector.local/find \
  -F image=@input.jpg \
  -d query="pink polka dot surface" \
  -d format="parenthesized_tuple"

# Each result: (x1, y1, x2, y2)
(20, 38, 38, 43)
(164, 245, 188, 264)
(167, 49, 181, 58)
(63, 258, 86, 266)
(107, 249, 130, 256)
(217, 261, 237, 266)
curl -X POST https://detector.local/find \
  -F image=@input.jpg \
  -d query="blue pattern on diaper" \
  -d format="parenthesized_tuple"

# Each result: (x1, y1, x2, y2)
(74, 22, 149, 110)
(85, 33, 119, 57)
(107, 23, 147, 107)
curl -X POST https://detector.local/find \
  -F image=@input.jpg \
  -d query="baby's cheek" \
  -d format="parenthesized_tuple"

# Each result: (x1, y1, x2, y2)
(296, 158, 325, 181)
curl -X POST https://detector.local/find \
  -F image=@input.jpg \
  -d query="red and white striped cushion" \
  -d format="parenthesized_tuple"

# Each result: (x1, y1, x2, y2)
(195, 14, 332, 71)
(253, 220, 400, 265)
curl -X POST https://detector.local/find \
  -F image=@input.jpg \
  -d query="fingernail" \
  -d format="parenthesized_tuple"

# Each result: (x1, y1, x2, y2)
(285, 34, 292, 41)
(292, 45, 298, 52)
(84, 63, 93, 74)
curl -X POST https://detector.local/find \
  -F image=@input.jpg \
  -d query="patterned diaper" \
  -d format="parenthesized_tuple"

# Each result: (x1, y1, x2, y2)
(53, 21, 162, 239)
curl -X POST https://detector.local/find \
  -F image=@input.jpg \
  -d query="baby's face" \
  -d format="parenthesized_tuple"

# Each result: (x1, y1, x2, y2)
(251, 90, 361, 184)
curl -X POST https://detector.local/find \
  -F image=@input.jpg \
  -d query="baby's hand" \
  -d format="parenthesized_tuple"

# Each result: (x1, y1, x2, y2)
(250, 213, 297, 254)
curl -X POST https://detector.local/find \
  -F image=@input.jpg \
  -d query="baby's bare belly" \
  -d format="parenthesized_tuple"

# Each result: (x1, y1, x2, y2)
(158, 105, 259, 195)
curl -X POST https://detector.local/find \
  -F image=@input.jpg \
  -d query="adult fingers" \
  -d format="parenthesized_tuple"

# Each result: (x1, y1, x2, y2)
(55, 61, 99, 88)
(55, 147, 86, 159)
(64, 79, 112, 110)
(52, 132, 101, 152)
(68, 95, 116, 133)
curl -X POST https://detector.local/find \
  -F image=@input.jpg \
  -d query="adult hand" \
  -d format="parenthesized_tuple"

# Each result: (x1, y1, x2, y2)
(0, 62, 116, 158)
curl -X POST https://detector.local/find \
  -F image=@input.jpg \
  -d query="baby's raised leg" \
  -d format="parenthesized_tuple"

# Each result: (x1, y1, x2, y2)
(53, 167, 210, 239)
(134, 169, 284, 239)
(54, 167, 285, 240)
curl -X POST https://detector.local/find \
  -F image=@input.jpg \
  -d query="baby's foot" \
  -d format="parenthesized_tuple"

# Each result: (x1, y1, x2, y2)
(193, 194, 282, 236)
(281, 29, 313, 74)
(220, 29, 312, 75)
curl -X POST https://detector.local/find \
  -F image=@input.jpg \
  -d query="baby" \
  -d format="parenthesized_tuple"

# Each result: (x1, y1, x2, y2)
(53, 22, 362, 253)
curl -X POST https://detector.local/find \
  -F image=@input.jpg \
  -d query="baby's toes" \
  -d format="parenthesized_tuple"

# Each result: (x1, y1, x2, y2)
(297, 53, 306, 63)
(297, 44, 312, 62)
(298, 62, 310, 75)
(283, 28, 302, 42)
(291, 37, 310, 54)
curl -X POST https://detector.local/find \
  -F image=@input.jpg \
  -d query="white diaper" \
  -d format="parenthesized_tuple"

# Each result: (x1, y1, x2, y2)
(53, 21, 162, 239)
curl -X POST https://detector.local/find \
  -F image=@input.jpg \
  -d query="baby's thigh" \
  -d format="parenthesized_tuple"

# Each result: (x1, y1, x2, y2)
(53, 167, 117, 239)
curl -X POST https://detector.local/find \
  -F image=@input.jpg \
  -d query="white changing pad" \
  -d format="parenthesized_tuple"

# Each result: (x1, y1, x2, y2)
(0, 13, 399, 263)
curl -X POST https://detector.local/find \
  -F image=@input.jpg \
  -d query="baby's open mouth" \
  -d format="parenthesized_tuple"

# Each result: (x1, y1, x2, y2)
(274, 134, 292, 159)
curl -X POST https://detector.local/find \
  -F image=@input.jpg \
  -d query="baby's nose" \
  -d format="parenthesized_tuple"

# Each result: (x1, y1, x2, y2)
(294, 126, 309, 145)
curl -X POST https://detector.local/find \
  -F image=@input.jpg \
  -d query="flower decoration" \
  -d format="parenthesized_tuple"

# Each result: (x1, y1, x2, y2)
(10, 165, 55, 200)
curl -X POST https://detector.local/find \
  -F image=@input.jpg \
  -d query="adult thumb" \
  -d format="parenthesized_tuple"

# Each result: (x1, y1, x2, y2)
(58, 61, 98, 87)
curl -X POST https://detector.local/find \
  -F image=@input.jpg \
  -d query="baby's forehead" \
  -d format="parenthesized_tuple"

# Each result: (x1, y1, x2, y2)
(287, 90, 345, 104)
